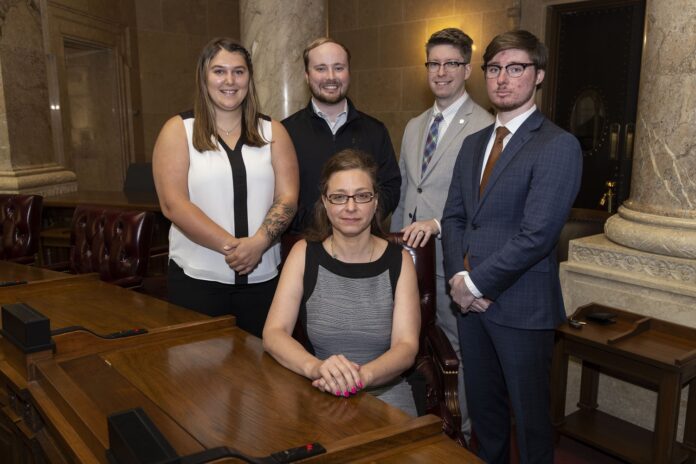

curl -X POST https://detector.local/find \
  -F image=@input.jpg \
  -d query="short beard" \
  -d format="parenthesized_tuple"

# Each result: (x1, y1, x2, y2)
(492, 86, 535, 113)
(310, 83, 348, 105)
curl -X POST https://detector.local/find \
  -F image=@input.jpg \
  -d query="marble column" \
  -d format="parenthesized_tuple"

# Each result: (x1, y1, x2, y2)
(560, 0, 695, 437)
(240, 0, 327, 120)
(0, 0, 75, 195)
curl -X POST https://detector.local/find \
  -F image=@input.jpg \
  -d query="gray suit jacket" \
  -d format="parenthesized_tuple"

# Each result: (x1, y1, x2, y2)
(391, 97, 493, 277)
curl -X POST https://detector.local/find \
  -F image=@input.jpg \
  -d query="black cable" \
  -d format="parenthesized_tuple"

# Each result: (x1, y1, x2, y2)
(51, 325, 148, 339)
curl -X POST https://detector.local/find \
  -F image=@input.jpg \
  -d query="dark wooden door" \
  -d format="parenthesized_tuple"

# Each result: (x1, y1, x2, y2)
(545, 0, 645, 211)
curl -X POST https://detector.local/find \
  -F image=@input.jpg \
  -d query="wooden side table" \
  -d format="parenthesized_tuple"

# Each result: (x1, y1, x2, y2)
(551, 303, 696, 464)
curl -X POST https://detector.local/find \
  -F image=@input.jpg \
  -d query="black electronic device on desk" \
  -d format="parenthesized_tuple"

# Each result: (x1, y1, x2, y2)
(107, 408, 327, 464)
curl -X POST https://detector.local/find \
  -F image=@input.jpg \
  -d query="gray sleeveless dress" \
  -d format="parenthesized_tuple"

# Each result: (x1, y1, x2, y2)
(301, 240, 417, 416)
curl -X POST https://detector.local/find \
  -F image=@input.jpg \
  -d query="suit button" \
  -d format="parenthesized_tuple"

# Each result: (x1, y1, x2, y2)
(417, 188, 423, 193)
(471, 223, 479, 230)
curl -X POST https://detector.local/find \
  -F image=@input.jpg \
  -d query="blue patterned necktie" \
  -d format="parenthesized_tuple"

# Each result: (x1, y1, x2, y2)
(421, 113, 444, 177)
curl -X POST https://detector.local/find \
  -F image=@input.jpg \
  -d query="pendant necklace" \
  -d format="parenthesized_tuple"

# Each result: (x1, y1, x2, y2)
(217, 119, 241, 136)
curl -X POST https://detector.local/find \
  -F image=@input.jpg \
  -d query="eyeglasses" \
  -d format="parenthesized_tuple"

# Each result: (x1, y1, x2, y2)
(325, 192, 375, 205)
(425, 61, 468, 73)
(482, 63, 535, 79)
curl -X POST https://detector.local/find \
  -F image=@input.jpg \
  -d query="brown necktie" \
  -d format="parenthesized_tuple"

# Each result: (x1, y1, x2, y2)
(479, 126, 510, 195)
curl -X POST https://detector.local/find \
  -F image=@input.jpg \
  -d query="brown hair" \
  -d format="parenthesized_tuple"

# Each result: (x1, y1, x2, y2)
(302, 37, 351, 72)
(304, 149, 385, 242)
(192, 37, 267, 151)
(426, 28, 474, 63)
(483, 30, 548, 70)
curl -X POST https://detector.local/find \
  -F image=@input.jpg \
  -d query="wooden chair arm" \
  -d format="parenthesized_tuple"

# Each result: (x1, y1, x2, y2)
(424, 323, 466, 447)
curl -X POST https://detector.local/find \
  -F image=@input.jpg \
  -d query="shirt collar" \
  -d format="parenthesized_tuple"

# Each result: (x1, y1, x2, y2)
(494, 105, 537, 136)
(432, 92, 468, 125)
(311, 98, 348, 121)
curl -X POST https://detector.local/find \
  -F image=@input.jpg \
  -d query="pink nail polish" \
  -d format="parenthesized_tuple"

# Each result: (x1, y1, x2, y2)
(335, 391, 341, 396)
(357, 381, 363, 389)
(343, 391, 349, 397)
(351, 386, 357, 394)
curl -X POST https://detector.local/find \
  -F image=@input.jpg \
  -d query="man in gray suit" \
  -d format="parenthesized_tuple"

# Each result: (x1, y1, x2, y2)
(391, 28, 492, 439)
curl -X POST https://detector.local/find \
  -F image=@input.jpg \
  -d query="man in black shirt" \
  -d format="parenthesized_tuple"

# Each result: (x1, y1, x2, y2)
(282, 38, 401, 233)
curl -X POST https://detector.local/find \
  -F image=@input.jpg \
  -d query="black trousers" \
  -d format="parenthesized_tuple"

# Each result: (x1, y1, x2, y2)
(167, 260, 278, 338)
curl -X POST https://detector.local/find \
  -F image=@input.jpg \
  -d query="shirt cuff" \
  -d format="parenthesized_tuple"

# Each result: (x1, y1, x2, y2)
(432, 218, 442, 238)
(455, 271, 483, 298)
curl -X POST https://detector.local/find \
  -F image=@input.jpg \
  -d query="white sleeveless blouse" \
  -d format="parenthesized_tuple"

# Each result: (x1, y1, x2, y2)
(169, 114, 279, 284)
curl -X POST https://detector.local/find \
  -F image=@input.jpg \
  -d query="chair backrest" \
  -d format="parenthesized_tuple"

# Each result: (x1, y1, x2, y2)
(557, 208, 610, 263)
(387, 233, 437, 342)
(0, 194, 43, 264)
(70, 206, 153, 286)
(123, 163, 156, 194)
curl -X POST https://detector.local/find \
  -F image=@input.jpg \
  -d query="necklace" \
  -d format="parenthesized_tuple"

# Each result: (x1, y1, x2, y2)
(330, 235, 374, 262)
(216, 119, 241, 136)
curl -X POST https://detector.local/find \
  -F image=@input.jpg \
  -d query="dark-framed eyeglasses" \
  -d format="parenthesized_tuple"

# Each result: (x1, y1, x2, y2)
(325, 192, 375, 205)
(482, 62, 535, 79)
(425, 61, 468, 73)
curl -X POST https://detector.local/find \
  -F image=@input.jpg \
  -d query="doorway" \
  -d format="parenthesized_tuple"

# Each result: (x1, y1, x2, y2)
(44, 4, 137, 192)
(544, 0, 645, 212)
(64, 41, 125, 190)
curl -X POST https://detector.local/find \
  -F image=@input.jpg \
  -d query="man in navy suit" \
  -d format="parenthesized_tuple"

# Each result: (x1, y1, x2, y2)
(441, 30, 582, 463)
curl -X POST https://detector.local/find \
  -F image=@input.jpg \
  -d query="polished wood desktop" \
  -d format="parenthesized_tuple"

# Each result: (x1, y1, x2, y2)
(0, 275, 203, 336)
(0, 261, 74, 284)
(0, 278, 479, 463)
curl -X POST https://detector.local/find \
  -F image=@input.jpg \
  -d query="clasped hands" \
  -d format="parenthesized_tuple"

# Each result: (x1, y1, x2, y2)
(222, 235, 267, 275)
(449, 274, 492, 313)
(309, 354, 366, 398)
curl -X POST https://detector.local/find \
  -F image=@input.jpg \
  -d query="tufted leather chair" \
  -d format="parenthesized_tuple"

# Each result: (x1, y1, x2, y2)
(0, 194, 43, 265)
(47, 206, 154, 288)
(280, 233, 465, 446)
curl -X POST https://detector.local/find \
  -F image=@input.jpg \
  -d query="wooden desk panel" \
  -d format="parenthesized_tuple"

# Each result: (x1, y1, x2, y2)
(0, 261, 74, 283)
(27, 324, 480, 463)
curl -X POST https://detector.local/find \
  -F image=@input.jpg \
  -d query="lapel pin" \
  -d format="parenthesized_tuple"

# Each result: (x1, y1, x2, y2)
(459, 119, 465, 124)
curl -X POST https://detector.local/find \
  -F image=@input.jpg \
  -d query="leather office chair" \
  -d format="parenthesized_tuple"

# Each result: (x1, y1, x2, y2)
(0, 194, 43, 265)
(47, 206, 154, 288)
(280, 233, 465, 446)
(557, 208, 610, 264)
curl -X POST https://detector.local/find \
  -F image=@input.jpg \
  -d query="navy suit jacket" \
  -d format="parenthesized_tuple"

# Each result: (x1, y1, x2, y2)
(442, 110, 582, 330)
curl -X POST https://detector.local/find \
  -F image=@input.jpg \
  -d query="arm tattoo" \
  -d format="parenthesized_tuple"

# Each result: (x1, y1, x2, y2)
(261, 199, 297, 244)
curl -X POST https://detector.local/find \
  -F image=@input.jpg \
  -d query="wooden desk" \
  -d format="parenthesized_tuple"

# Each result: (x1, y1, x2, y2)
(20, 322, 479, 463)
(0, 277, 208, 463)
(0, 261, 74, 284)
(0, 275, 203, 336)
(551, 303, 696, 464)
(0, 280, 478, 463)
(43, 190, 161, 212)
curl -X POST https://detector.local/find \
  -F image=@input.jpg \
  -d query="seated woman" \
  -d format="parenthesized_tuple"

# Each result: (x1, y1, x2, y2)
(263, 149, 420, 416)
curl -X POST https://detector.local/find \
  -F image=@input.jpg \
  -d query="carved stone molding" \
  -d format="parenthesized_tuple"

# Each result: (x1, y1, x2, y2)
(0, 163, 76, 195)
(605, 206, 696, 259)
(569, 234, 696, 285)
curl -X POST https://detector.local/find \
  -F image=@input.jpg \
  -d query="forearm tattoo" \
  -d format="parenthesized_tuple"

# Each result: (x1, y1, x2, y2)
(261, 200, 296, 244)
